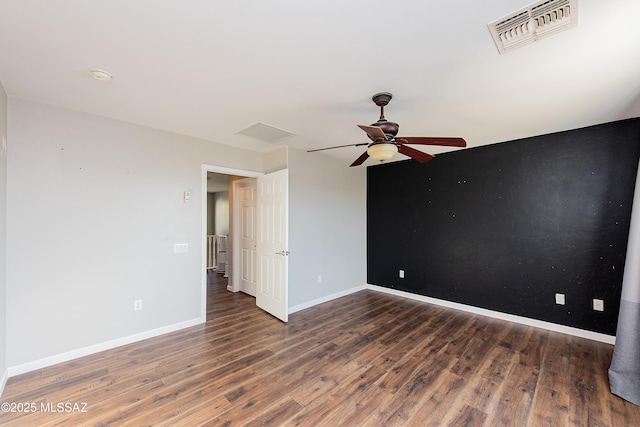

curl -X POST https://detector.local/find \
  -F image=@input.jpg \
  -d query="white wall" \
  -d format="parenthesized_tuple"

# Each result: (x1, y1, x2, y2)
(0, 82, 8, 390)
(6, 98, 263, 368)
(206, 191, 230, 236)
(207, 193, 215, 235)
(213, 191, 229, 235)
(4, 97, 368, 372)
(287, 147, 367, 307)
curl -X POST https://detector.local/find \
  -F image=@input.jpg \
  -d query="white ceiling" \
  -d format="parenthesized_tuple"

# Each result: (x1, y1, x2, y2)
(1, 0, 639, 165)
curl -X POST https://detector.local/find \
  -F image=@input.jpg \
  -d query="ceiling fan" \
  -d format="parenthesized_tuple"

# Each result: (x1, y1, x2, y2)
(308, 92, 467, 167)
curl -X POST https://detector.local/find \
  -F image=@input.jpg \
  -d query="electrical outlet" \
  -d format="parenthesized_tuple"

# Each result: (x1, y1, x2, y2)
(399, 270, 405, 279)
(183, 191, 191, 203)
(593, 299, 604, 312)
(555, 293, 565, 305)
(317, 274, 322, 283)
(134, 299, 143, 311)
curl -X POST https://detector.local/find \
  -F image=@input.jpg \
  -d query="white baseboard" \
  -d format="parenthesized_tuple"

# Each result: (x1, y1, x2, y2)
(289, 285, 367, 314)
(0, 368, 8, 397)
(7, 317, 204, 377)
(367, 285, 616, 345)
(289, 283, 616, 345)
(6, 284, 616, 380)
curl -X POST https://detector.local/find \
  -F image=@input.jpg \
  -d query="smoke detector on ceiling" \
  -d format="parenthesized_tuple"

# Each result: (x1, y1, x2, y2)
(487, 0, 578, 54)
(90, 68, 113, 82)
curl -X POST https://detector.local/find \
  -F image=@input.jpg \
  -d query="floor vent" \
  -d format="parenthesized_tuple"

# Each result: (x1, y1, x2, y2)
(487, 0, 578, 54)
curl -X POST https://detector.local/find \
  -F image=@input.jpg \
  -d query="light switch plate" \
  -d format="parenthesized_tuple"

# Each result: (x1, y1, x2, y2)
(173, 243, 188, 253)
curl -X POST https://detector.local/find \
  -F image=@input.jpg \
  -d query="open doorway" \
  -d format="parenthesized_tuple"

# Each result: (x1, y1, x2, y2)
(205, 172, 257, 296)
(206, 173, 230, 278)
(201, 164, 290, 323)
(201, 165, 262, 321)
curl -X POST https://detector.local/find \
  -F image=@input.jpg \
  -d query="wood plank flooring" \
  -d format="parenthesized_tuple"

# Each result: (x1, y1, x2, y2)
(1, 272, 639, 426)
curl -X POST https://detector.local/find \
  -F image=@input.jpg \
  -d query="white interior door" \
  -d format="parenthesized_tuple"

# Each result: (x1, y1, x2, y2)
(238, 178, 257, 296)
(256, 169, 289, 322)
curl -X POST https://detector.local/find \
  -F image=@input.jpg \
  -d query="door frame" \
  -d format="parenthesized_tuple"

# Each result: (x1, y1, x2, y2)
(201, 164, 263, 320)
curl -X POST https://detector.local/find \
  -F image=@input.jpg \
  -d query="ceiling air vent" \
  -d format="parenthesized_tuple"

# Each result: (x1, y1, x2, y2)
(487, 0, 578, 54)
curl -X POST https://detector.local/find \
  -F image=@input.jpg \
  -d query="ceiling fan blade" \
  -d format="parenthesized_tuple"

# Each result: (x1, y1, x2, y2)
(397, 144, 435, 163)
(350, 151, 370, 167)
(307, 142, 369, 152)
(398, 136, 466, 147)
(357, 124, 387, 141)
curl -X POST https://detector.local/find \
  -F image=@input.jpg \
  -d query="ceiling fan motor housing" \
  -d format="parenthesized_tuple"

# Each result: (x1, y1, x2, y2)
(371, 119, 399, 140)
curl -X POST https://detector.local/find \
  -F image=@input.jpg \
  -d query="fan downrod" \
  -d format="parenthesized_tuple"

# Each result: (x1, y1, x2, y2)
(370, 92, 398, 138)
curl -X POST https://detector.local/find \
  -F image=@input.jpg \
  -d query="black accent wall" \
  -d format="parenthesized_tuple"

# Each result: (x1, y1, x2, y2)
(367, 118, 640, 335)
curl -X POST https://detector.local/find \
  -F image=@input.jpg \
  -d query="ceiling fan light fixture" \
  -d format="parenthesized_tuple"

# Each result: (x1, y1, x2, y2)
(307, 92, 466, 166)
(367, 143, 398, 162)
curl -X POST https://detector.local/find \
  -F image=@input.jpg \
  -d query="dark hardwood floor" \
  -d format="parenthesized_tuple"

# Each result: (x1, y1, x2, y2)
(1, 271, 639, 426)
